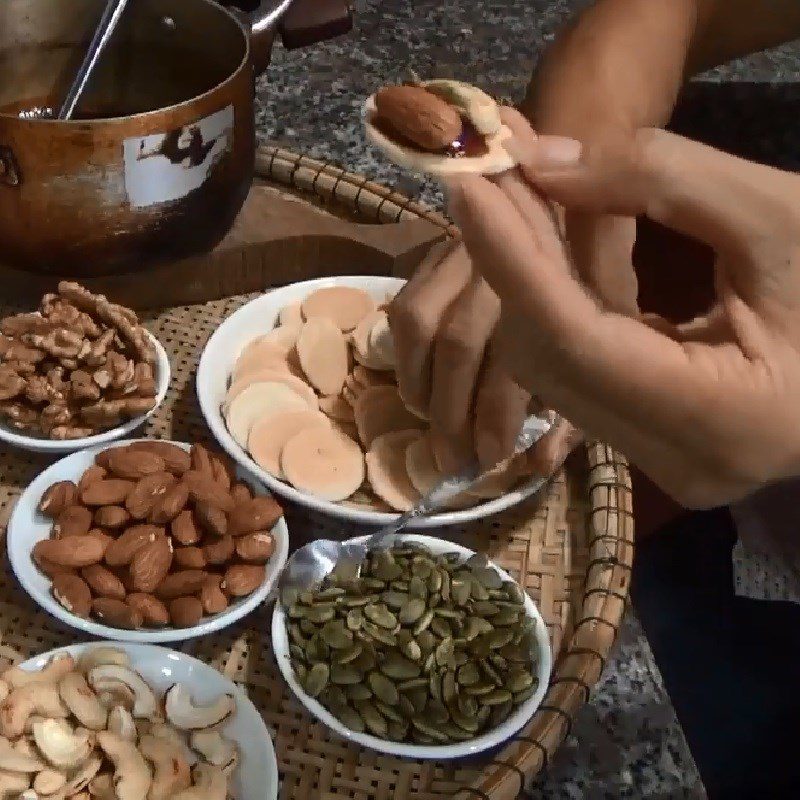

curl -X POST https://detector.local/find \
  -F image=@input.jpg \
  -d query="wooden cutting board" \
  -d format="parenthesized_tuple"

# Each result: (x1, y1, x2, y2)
(0, 145, 450, 310)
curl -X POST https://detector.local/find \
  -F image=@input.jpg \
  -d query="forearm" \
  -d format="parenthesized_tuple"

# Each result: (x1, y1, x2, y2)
(524, 0, 800, 136)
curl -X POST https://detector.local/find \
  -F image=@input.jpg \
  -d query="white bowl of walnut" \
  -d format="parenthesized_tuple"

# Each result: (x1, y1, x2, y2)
(0, 282, 170, 454)
(6, 440, 289, 643)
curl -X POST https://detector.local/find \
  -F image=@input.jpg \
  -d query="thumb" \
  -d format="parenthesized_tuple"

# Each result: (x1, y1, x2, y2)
(501, 107, 794, 260)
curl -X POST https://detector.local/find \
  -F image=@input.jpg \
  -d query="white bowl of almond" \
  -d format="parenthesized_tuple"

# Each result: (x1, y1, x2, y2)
(6, 440, 289, 642)
(196, 276, 551, 527)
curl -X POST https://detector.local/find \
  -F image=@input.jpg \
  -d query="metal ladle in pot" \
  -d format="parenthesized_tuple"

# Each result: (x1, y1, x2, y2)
(57, 0, 131, 119)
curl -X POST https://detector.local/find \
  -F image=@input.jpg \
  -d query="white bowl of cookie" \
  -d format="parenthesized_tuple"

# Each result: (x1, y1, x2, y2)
(0, 283, 170, 454)
(197, 276, 551, 527)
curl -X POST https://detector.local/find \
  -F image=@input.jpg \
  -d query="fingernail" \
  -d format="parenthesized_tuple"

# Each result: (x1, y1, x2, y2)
(506, 136, 582, 171)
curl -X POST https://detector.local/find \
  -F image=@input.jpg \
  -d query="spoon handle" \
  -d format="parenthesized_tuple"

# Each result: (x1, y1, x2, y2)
(59, 0, 131, 120)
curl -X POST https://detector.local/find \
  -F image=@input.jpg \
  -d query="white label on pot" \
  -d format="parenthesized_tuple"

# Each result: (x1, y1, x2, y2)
(123, 104, 234, 208)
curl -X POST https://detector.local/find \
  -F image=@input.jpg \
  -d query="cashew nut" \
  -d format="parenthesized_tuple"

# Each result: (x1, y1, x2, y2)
(164, 685, 235, 730)
(0, 684, 69, 739)
(96, 731, 151, 800)
(190, 730, 237, 775)
(139, 733, 191, 800)
(32, 719, 93, 770)
(0, 737, 45, 773)
(64, 754, 102, 795)
(107, 706, 136, 742)
(58, 673, 107, 732)
(92, 680, 137, 713)
(0, 768, 29, 798)
(32, 767, 67, 794)
(77, 648, 130, 676)
(87, 668, 156, 719)
(170, 764, 227, 800)
(2, 655, 75, 690)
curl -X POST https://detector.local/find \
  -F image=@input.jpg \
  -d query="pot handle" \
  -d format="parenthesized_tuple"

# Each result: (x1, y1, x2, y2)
(250, 0, 353, 72)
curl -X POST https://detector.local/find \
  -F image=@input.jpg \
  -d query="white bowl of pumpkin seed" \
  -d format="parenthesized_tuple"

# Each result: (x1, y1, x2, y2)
(271, 534, 552, 759)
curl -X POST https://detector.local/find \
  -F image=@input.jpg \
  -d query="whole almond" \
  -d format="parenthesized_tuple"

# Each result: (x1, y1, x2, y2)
(149, 482, 189, 524)
(128, 441, 191, 475)
(171, 510, 201, 546)
(107, 448, 166, 480)
(53, 505, 93, 538)
(156, 570, 208, 600)
(39, 481, 77, 518)
(81, 564, 126, 600)
(190, 444, 215, 477)
(52, 573, 92, 618)
(78, 465, 107, 494)
(94, 506, 130, 530)
(194, 501, 227, 537)
(81, 479, 134, 507)
(374, 85, 463, 151)
(129, 536, 173, 593)
(235, 532, 275, 564)
(34, 536, 104, 567)
(200, 576, 228, 615)
(104, 525, 160, 567)
(210, 453, 234, 491)
(169, 596, 203, 628)
(127, 593, 169, 626)
(92, 598, 143, 629)
(202, 535, 235, 566)
(34, 553, 75, 580)
(174, 547, 206, 570)
(228, 496, 282, 536)
(125, 472, 175, 520)
(222, 564, 265, 597)
(230, 483, 252, 504)
(87, 529, 114, 557)
(184, 471, 234, 511)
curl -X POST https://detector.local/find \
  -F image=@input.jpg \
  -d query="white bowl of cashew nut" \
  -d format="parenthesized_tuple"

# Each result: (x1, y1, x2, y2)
(0, 641, 278, 799)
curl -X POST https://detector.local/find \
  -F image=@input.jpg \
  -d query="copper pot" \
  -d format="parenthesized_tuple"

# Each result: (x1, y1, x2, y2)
(0, 0, 351, 277)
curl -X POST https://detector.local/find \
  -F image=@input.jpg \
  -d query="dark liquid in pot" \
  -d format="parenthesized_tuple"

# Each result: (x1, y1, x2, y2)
(0, 42, 236, 120)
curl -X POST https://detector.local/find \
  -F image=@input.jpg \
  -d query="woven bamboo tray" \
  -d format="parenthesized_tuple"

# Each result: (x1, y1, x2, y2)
(0, 145, 634, 799)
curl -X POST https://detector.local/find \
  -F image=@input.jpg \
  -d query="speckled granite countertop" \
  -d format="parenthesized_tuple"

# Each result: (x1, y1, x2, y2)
(252, 2, 800, 795)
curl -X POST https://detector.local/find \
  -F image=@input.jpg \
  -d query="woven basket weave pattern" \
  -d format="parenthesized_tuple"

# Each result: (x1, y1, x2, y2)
(0, 146, 633, 799)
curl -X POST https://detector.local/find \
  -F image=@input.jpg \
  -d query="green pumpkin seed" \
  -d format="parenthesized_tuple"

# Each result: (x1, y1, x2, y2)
(439, 569, 451, 602)
(330, 664, 362, 685)
(478, 688, 512, 706)
(442, 722, 475, 741)
(427, 568, 443, 593)
(463, 617, 494, 641)
(362, 577, 386, 590)
(430, 616, 451, 640)
(472, 601, 499, 617)
(472, 566, 503, 590)
(407, 687, 428, 715)
(362, 621, 397, 647)
(368, 672, 399, 705)
(365, 603, 398, 629)
(408, 576, 427, 599)
(412, 719, 448, 742)
(487, 628, 514, 650)
(435, 637, 455, 668)
(399, 598, 426, 625)
(412, 731, 435, 745)
(345, 609, 363, 631)
(320, 684, 348, 709)
(507, 669, 535, 693)
(306, 605, 336, 624)
(304, 663, 330, 697)
(514, 683, 539, 704)
(480, 658, 503, 687)
(345, 683, 373, 702)
(398, 677, 427, 691)
(375, 701, 404, 722)
(382, 590, 408, 609)
(412, 610, 434, 635)
(499, 643, 530, 663)
(333, 642, 363, 665)
(457, 662, 480, 686)
(287, 604, 306, 620)
(422, 652, 436, 674)
(425, 698, 450, 725)
(490, 699, 514, 727)
(294, 663, 307, 683)
(400, 639, 422, 662)
(450, 706, 480, 732)
(451, 579, 472, 606)
(429, 670, 442, 702)
(351, 649, 376, 673)
(321, 620, 354, 650)
(457, 693, 478, 718)
(337, 705, 365, 733)
(381, 652, 421, 680)
(356, 701, 388, 737)
(306, 636, 330, 663)
(470, 580, 490, 602)
(416, 630, 436, 653)
(491, 609, 520, 627)
(464, 681, 495, 696)
(442, 670, 458, 704)
(476, 705, 491, 727)
(289, 644, 305, 662)
(343, 596, 372, 608)
(288, 624, 305, 646)
(387, 719, 409, 741)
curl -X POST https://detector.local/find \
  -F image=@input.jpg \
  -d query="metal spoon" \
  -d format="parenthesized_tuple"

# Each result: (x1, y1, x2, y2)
(58, 0, 131, 120)
(277, 413, 554, 603)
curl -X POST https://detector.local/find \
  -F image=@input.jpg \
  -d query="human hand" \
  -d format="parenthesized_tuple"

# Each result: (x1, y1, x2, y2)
(445, 108, 800, 508)
(388, 242, 531, 473)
